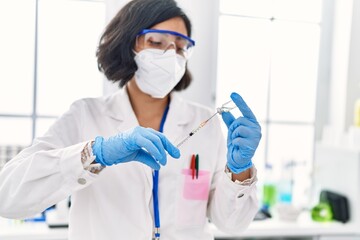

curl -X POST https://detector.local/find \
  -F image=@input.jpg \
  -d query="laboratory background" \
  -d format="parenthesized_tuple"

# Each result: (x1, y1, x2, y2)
(0, 0, 360, 239)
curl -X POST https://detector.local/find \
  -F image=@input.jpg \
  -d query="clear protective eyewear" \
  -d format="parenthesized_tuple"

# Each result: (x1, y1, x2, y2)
(136, 29, 195, 59)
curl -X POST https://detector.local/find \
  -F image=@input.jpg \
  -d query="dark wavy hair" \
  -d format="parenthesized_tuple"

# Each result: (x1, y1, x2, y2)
(96, 0, 193, 90)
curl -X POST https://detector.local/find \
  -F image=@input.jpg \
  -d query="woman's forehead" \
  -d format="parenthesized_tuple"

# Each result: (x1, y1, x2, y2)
(150, 17, 188, 36)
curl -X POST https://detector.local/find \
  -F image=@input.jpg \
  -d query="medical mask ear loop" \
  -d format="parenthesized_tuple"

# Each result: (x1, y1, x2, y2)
(132, 49, 139, 56)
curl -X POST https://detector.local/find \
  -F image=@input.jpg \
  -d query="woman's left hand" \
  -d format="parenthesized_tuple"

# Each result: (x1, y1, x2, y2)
(221, 92, 262, 174)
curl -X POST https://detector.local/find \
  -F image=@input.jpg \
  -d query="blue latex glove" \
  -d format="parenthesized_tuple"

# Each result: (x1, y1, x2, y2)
(92, 126, 180, 170)
(221, 92, 262, 174)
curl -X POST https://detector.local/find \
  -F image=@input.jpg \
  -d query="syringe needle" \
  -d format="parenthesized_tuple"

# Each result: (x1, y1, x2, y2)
(175, 100, 236, 148)
(176, 112, 218, 148)
(176, 135, 191, 148)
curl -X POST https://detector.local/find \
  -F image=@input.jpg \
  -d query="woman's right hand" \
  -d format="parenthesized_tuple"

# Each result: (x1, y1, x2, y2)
(92, 126, 180, 170)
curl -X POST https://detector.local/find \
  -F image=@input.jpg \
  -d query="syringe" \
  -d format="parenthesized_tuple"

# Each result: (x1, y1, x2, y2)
(176, 100, 236, 148)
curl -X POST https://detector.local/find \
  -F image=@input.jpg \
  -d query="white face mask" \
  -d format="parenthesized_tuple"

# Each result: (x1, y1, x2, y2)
(134, 49, 187, 98)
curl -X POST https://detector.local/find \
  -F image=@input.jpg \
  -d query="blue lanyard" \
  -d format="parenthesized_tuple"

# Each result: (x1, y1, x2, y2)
(153, 102, 169, 240)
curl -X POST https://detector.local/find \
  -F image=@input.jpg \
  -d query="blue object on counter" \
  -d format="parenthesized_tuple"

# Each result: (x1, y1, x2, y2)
(24, 212, 46, 222)
(24, 205, 55, 222)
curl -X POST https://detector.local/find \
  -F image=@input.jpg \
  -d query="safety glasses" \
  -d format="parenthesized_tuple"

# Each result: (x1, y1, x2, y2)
(136, 29, 195, 59)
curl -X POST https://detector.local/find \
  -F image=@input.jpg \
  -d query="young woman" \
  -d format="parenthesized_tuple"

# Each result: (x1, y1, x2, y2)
(0, 0, 262, 239)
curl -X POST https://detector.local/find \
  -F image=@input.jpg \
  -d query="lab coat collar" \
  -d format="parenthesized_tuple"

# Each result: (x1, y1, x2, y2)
(104, 88, 193, 126)
(104, 88, 135, 122)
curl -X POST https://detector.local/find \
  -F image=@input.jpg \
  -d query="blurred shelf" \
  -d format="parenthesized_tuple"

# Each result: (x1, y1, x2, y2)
(0, 218, 67, 240)
(210, 212, 359, 238)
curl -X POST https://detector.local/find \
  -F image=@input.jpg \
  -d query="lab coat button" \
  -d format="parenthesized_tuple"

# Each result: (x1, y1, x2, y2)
(78, 178, 87, 185)
(237, 193, 244, 198)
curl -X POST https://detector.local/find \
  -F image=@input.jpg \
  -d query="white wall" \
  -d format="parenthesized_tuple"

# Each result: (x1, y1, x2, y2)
(345, 0, 360, 129)
(327, 0, 360, 134)
(103, 0, 219, 108)
(314, 0, 334, 140)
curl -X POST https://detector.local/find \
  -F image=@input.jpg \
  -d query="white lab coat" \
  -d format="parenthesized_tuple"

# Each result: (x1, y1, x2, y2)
(0, 89, 258, 240)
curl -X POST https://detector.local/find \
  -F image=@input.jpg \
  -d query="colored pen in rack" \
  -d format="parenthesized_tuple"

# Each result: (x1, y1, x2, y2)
(190, 154, 195, 179)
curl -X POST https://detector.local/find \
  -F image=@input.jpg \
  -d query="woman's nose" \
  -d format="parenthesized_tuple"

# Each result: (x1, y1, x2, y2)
(165, 42, 176, 51)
